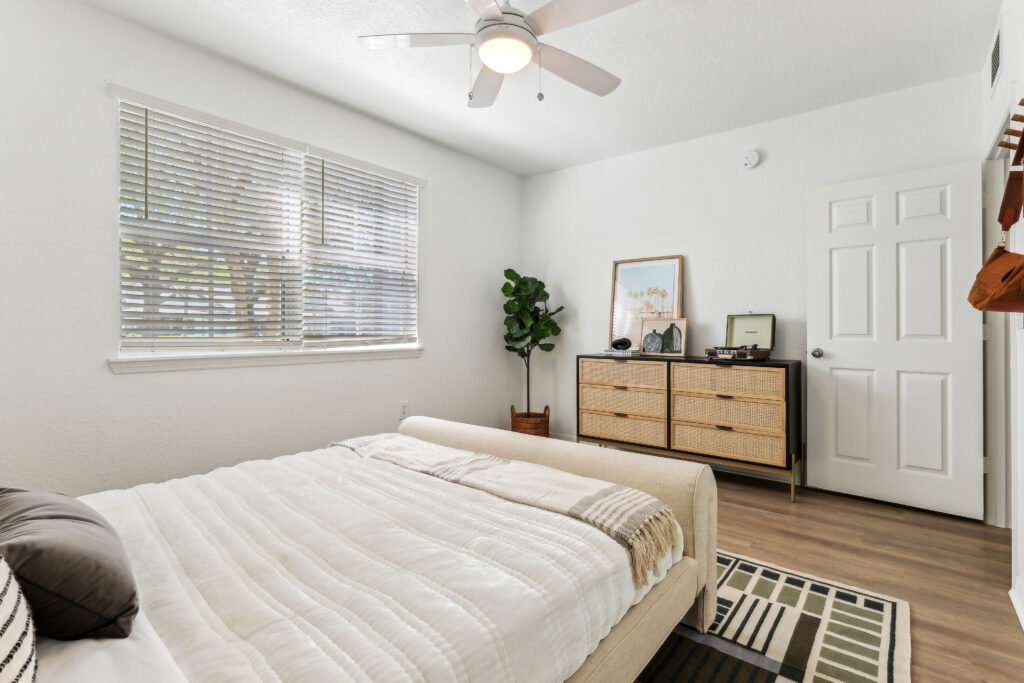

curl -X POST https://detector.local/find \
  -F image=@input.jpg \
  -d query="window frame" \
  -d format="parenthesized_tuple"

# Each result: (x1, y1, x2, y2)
(108, 87, 425, 373)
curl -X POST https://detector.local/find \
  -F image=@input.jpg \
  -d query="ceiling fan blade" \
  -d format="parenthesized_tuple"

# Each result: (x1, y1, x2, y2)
(465, 0, 504, 21)
(359, 33, 474, 49)
(534, 44, 621, 96)
(527, 0, 643, 35)
(468, 66, 504, 108)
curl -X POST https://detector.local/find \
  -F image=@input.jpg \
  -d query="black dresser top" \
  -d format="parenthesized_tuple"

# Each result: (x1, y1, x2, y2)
(578, 353, 802, 370)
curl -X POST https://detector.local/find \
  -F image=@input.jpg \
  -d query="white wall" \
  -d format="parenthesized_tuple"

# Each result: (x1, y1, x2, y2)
(982, 0, 1024, 151)
(521, 74, 982, 441)
(986, 0, 1024, 632)
(0, 0, 523, 495)
(1013, 310, 1024, 630)
(977, 0, 1015, 531)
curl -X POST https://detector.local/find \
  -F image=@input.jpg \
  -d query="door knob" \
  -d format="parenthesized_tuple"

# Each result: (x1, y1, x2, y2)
(811, 348, 824, 358)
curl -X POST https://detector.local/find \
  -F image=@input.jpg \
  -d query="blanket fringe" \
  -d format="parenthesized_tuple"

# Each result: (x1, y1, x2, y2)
(627, 509, 681, 589)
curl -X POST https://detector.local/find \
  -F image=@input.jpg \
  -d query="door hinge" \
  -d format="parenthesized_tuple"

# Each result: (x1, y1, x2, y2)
(983, 456, 991, 474)
(982, 323, 993, 341)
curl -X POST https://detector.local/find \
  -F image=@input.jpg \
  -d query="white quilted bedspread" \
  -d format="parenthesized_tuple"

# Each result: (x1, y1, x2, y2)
(73, 444, 681, 683)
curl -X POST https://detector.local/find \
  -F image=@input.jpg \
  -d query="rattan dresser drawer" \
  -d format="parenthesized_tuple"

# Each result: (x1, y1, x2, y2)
(580, 385, 666, 418)
(671, 363, 785, 400)
(671, 393, 784, 433)
(579, 411, 667, 448)
(579, 358, 667, 389)
(671, 421, 786, 467)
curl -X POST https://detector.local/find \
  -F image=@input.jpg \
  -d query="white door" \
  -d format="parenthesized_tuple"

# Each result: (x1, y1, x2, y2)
(806, 161, 984, 518)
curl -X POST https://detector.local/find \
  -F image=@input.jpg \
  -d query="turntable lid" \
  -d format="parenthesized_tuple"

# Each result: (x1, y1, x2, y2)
(725, 314, 776, 349)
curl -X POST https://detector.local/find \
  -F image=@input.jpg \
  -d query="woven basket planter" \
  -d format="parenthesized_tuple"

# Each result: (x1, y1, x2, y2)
(511, 405, 550, 437)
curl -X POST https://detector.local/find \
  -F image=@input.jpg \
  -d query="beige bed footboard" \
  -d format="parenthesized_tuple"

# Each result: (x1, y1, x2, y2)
(398, 416, 718, 680)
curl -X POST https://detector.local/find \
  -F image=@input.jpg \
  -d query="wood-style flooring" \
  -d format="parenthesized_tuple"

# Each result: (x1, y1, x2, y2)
(715, 472, 1024, 682)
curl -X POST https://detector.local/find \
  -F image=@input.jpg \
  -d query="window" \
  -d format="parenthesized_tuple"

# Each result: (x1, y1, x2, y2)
(300, 156, 418, 346)
(117, 100, 419, 355)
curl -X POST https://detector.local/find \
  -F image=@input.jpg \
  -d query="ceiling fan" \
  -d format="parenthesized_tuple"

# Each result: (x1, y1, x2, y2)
(359, 0, 643, 108)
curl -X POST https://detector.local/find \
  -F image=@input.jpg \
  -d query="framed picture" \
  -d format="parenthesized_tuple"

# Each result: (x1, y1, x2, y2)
(640, 318, 688, 355)
(608, 255, 683, 348)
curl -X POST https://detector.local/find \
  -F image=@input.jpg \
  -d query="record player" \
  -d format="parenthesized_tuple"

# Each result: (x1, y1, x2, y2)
(705, 344, 771, 361)
(705, 313, 776, 361)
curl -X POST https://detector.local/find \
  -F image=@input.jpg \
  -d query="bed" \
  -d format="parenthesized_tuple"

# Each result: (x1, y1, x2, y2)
(34, 417, 717, 682)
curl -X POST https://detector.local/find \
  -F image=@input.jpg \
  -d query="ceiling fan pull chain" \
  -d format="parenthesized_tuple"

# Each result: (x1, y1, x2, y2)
(467, 43, 474, 102)
(537, 47, 544, 102)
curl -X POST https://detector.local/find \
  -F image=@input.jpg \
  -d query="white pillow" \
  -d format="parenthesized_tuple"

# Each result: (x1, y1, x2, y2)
(0, 554, 36, 683)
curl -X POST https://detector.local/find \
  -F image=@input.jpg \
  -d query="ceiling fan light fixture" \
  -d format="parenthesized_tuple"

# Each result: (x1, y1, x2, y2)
(476, 24, 536, 74)
(360, 0, 631, 107)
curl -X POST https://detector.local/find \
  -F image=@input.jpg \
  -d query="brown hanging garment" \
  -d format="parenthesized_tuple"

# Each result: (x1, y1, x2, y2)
(968, 142, 1024, 311)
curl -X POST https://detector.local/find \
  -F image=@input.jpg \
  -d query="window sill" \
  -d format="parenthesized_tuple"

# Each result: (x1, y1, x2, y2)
(108, 344, 423, 374)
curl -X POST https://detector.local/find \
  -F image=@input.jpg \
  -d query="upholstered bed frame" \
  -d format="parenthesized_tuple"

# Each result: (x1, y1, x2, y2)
(398, 417, 719, 683)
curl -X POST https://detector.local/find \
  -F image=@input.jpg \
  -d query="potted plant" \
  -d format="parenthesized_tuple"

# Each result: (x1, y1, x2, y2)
(502, 268, 564, 436)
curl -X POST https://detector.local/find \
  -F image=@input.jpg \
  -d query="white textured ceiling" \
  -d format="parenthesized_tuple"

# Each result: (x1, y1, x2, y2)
(79, 0, 1000, 175)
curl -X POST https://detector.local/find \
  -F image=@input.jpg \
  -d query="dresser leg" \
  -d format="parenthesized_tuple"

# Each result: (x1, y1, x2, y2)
(790, 466, 796, 503)
(802, 444, 807, 486)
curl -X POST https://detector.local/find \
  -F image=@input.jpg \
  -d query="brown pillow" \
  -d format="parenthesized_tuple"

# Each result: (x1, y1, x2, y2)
(0, 489, 139, 640)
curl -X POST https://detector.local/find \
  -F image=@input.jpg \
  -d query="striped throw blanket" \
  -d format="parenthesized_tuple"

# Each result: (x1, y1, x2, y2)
(337, 434, 682, 589)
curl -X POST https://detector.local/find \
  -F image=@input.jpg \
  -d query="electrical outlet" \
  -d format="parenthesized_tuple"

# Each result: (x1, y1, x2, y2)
(399, 401, 410, 421)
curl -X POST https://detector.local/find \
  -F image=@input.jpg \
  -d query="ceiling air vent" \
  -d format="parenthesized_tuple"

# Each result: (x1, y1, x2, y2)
(991, 28, 1001, 88)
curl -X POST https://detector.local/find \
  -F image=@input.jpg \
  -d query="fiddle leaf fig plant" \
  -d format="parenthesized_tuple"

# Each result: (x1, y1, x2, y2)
(502, 268, 564, 414)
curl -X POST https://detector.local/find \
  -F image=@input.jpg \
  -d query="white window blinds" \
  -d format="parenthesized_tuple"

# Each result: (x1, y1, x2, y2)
(118, 100, 419, 351)
(301, 156, 419, 346)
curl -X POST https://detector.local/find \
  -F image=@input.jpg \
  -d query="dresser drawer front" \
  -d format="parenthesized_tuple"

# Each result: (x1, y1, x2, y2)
(672, 393, 784, 433)
(579, 359, 667, 389)
(580, 385, 666, 418)
(580, 411, 667, 448)
(671, 363, 785, 400)
(671, 421, 786, 467)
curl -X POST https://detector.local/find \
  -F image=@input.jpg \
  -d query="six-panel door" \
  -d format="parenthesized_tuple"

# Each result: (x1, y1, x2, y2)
(806, 161, 984, 518)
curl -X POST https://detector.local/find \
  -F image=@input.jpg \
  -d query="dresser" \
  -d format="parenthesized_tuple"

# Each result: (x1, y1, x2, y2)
(577, 355, 803, 500)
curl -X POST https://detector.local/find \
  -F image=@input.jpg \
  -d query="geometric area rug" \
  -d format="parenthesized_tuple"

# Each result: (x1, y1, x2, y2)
(638, 551, 911, 682)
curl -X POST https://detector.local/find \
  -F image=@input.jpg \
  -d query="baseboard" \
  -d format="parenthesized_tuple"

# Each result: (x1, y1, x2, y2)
(1011, 580, 1024, 633)
(550, 432, 575, 442)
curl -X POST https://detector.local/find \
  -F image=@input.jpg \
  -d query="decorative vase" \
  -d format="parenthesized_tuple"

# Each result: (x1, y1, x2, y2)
(662, 322, 682, 353)
(511, 405, 550, 437)
(643, 329, 663, 353)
